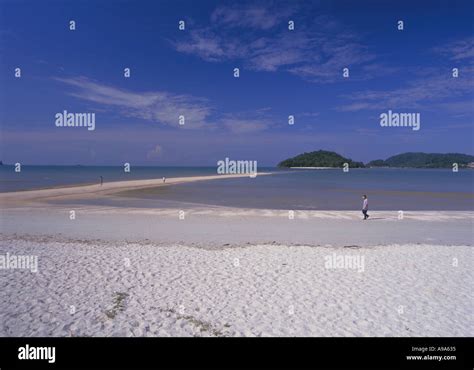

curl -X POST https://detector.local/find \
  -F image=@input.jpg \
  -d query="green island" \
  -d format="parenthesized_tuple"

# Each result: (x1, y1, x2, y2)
(278, 150, 474, 169)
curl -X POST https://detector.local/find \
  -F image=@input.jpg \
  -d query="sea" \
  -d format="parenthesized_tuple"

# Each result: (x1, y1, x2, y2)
(0, 165, 473, 211)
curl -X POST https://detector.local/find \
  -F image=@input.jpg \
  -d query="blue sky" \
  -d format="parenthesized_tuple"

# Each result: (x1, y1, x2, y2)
(0, 0, 473, 165)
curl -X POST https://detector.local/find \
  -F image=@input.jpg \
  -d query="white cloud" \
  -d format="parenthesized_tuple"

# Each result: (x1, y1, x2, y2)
(433, 37, 474, 61)
(171, 4, 380, 83)
(210, 2, 295, 30)
(221, 117, 270, 134)
(55, 76, 288, 134)
(339, 64, 474, 112)
(55, 76, 213, 128)
(173, 29, 246, 62)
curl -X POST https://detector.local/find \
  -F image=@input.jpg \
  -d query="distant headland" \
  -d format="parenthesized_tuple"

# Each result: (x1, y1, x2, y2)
(278, 150, 474, 169)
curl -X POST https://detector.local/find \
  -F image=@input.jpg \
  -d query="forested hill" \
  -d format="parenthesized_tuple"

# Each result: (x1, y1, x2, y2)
(278, 151, 474, 168)
(278, 150, 365, 168)
(367, 152, 474, 168)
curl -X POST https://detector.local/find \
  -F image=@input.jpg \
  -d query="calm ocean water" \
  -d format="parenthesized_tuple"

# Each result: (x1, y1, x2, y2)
(115, 168, 474, 210)
(0, 165, 219, 192)
(1, 166, 473, 210)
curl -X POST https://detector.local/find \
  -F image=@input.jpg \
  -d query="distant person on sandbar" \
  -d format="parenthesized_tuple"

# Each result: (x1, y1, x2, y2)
(100, 176, 103, 186)
(362, 195, 369, 220)
(163, 177, 166, 183)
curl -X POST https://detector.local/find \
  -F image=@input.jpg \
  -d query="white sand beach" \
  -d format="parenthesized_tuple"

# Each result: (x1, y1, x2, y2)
(1, 174, 473, 337)
(0, 237, 472, 337)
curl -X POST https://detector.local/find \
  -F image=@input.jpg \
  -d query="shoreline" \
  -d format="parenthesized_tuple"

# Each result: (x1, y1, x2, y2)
(0, 172, 272, 205)
(2, 169, 472, 211)
(1, 206, 472, 247)
(1, 170, 472, 247)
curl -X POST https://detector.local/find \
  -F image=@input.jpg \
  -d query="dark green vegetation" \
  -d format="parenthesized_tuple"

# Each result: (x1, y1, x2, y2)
(278, 151, 474, 168)
(278, 150, 365, 168)
(367, 152, 474, 168)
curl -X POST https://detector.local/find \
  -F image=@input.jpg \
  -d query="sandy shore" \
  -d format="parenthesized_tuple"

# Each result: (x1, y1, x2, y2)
(1, 206, 473, 247)
(0, 175, 472, 337)
(1, 205, 472, 337)
(0, 235, 472, 337)
(0, 172, 270, 206)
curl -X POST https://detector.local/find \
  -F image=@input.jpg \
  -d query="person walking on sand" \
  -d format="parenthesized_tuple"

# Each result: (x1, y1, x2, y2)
(362, 195, 369, 220)
(100, 176, 103, 186)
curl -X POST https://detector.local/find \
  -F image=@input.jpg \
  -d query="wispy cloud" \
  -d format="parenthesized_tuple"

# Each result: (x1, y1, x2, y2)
(287, 34, 376, 81)
(55, 76, 283, 134)
(339, 73, 473, 111)
(210, 1, 296, 30)
(55, 76, 213, 128)
(339, 38, 474, 112)
(173, 28, 246, 62)
(220, 112, 273, 134)
(433, 37, 474, 61)
(171, 3, 383, 83)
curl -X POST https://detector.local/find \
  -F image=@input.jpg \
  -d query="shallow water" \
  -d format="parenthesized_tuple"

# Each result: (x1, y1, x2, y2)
(46, 167, 474, 211)
(0, 165, 220, 192)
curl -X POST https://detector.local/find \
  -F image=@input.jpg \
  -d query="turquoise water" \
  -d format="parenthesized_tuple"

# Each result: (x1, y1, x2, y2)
(1, 166, 473, 210)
